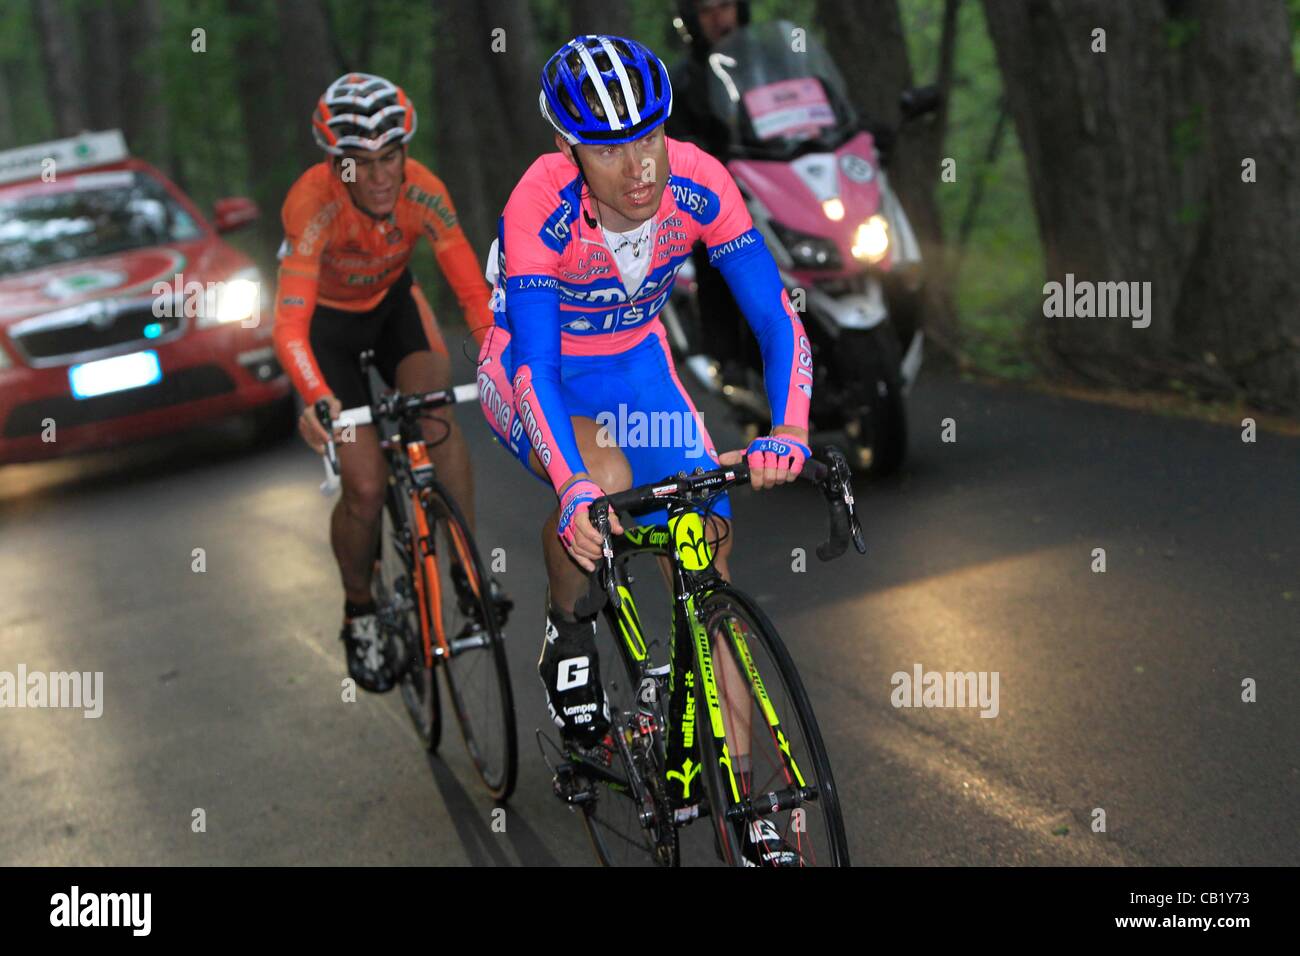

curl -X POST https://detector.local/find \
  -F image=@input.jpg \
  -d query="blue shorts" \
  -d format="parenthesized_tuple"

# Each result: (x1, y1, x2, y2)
(476, 323, 732, 528)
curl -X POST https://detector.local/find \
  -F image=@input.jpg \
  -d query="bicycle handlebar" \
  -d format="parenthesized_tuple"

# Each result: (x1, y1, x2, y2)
(313, 383, 480, 496)
(574, 446, 866, 617)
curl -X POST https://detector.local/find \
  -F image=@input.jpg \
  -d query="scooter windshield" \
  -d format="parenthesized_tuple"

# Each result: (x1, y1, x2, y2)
(704, 21, 857, 154)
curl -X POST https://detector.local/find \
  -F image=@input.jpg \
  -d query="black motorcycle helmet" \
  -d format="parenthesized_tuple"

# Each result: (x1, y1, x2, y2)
(674, 0, 751, 57)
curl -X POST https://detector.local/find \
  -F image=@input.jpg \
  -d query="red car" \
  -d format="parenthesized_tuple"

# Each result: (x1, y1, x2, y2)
(0, 130, 292, 464)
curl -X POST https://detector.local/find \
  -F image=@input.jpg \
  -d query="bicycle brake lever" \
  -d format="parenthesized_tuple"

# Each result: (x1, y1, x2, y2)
(830, 450, 867, 555)
(319, 438, 341, 496)
(593, 505, 621, 611)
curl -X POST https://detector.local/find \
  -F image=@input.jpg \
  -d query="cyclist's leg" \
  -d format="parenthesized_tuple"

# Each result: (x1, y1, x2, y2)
(308, 302, 389, 607)
(332, 425, 387, 604)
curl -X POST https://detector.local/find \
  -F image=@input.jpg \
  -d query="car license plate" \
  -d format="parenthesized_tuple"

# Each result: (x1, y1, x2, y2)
(68, 350, 162, 399)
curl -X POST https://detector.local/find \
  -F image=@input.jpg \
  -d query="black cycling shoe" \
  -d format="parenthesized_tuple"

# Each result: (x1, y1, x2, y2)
(538, 608, 611, 747)
(340, 613, 405, 693)
(451, 564, 513, 629)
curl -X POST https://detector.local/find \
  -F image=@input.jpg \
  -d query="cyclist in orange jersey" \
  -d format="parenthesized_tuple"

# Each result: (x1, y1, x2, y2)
(273, 72, 509, 693)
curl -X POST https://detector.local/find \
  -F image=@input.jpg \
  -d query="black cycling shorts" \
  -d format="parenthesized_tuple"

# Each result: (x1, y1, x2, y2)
(308, 270, 448, 409)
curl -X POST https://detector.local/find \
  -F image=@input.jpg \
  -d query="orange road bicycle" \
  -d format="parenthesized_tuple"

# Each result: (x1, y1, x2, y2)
(317, 358, 517, 800)
(543, 446, 864, 865)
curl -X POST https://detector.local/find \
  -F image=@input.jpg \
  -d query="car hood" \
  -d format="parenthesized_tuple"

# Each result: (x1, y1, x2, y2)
(0, 239, 245, 324)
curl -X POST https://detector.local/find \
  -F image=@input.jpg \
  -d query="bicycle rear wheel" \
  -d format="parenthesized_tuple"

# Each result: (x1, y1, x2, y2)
(578, 568, 678, 867)
(383, 488, 441, 751)
(694, 585, 850, 866)
(425, 483, 518, 801)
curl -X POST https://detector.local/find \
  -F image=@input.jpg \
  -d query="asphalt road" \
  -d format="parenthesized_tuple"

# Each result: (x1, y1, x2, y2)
(1, 358, 1296, 866)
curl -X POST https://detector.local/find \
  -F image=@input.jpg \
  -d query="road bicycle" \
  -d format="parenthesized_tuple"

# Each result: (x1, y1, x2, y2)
(317, 354, 517, 799)
(540, 446, 864, 865)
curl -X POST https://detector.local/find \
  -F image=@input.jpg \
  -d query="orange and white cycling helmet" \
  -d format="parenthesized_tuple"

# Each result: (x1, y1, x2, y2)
(312, 73, 417, 155)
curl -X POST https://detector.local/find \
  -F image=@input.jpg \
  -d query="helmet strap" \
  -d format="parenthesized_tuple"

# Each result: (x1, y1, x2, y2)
(570, 148, 600, 228)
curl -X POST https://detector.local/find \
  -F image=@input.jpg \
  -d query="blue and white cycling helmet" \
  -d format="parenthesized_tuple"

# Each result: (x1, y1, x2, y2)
(540, 35, 673, 146)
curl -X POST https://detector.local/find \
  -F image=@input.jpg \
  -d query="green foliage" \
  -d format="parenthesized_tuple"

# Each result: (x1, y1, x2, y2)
(1291, 0, 1300, 71)
(900, 0, 1044, 379)
(0, 0, 56, 148)
(1162, 15, 1200, 50)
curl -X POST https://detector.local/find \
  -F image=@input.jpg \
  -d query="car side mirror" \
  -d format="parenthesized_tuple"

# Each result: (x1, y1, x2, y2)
(213, 197, 260, 233)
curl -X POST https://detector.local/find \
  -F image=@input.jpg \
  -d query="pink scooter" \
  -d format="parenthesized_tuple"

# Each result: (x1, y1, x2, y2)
(662, 21, 936, 475)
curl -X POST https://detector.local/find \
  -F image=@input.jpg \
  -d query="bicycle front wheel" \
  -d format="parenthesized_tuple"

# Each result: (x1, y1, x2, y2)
(425, 482, 518, 801)
(694, 585, 850, 867)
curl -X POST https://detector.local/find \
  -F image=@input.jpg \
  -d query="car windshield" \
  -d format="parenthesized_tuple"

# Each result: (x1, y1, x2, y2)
(705, 20, 857, 151)
(0, 171, 202, 277)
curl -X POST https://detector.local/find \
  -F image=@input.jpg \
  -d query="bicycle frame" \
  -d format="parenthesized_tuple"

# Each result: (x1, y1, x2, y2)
(359, 357, 484, 672)
(595, 500, 807, 818)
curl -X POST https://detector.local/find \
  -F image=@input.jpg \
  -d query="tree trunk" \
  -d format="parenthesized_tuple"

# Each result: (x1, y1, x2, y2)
(982, 0, 1300, 410)
(567, 0, 633, 37)
(431, 0, 547, 255)
(81, 0, 124, 133)
(277, 0, 343, 170)
(118, 0, 170, 171)
(227, 0, 290, 263)
(817, 0, 960, 359)
(31, 0, 86, 136)
(0, 63, 16, 149)
(1178, 0, 1300, 410)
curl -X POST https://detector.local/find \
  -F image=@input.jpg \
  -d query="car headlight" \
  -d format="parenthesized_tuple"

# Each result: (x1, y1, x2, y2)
(852, 215, 890, 263)
(197, 267, 262, 328)
(770, 221, 842, 270)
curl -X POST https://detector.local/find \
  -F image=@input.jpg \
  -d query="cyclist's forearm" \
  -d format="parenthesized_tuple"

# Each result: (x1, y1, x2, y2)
(272, 268, 330, 405)
(511, 363, 587, 493)
(716, 241, 813, 430)
(506, 283, 588, 493)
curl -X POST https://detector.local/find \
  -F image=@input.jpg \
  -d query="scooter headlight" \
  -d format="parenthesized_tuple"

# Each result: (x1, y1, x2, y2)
(770, 221, 842, 271)
(852, 215, 890, 263)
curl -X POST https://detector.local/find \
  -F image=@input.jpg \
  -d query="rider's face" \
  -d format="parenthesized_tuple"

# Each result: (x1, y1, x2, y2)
(564, 127, 669, 230)
(697, 1, 739, 45)
(336, 143, 405, 215)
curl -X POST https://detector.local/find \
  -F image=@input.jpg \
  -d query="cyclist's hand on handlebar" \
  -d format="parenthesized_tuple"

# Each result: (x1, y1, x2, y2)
(557, 477, 624, 572)
(724, 427, 811, 490)
(300, 395, 341, 454)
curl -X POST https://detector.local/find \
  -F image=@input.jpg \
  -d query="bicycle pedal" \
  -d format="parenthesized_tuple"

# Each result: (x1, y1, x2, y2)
(552, 760, 596, 805)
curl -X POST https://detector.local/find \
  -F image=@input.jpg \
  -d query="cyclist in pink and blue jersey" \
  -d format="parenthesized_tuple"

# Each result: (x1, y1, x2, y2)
(477, 38, 811, 856)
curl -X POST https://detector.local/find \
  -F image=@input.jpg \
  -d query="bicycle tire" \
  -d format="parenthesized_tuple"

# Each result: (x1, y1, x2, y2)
(424, 481, 518, 801)
(693, 584, 851, 867)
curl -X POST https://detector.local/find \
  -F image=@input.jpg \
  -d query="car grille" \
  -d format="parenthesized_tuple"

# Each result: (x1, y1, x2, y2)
(3, 364, 236, 437)
(9, 301, 184, 365)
